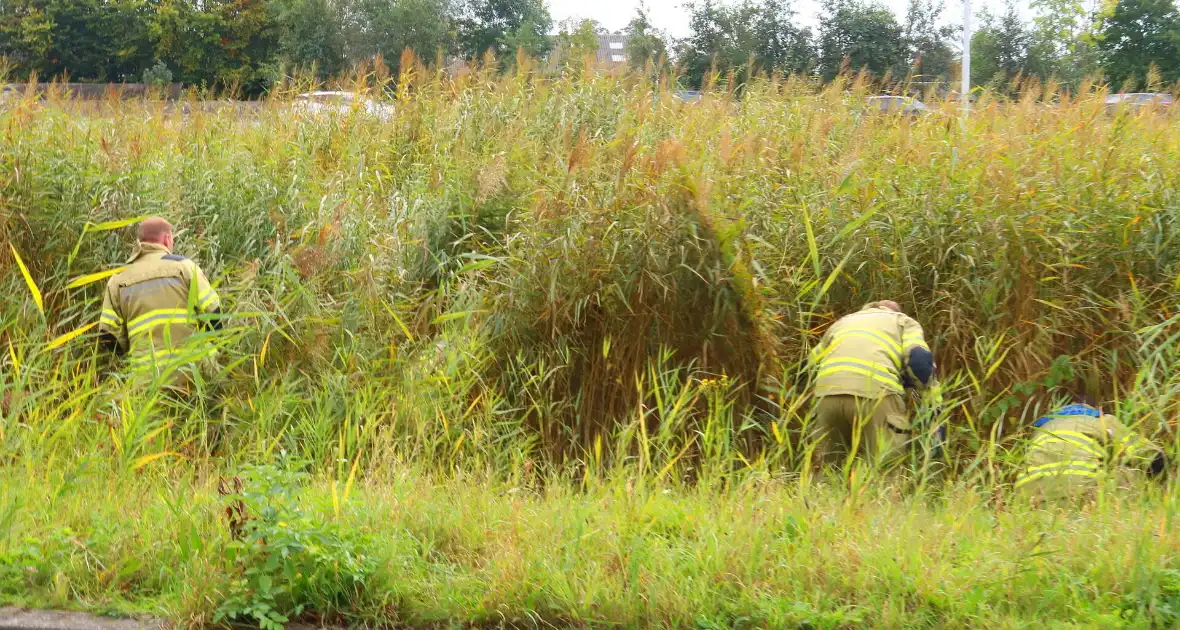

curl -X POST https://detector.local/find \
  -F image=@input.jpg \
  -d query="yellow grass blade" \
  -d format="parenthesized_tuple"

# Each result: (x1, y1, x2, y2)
(65, 267, 127, 289)
(343, 451, 361, 503)
(259, 331, 272, 365)
(84, 215, 150, 233)
(44, 322, 97, 351)
(7, 341, 20, 378)
(131, 451, 179, 470)
(10, 245, 43, 314)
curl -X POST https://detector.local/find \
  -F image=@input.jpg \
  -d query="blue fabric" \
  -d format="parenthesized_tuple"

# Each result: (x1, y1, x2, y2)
(161, 253, 188, 261)
(907, 348, 934, 385)
(1033, 403, 1101, 428)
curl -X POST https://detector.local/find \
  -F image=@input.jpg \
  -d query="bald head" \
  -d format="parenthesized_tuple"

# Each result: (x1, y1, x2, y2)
(138, 217, 174, 249)
(863, 300, 902, 313)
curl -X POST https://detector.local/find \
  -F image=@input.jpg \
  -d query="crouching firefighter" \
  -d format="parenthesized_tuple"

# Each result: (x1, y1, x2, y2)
(1015, 396, 1166, 503)
(97, 217, 223, 393)
(805, 300, 937, 467)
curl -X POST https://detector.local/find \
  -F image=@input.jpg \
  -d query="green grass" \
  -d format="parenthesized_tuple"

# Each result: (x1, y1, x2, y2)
(8, 465, 1180, 629)
(3, 66, 1180, 626)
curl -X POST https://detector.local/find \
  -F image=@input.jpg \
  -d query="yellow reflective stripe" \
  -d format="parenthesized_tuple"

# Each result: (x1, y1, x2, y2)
(829, 329, 901, 367)
(1031, 430, 1105, 458)
(902, 333, 928, 350)
(127, 308, 192, 337)
(1015, 461, 1101, 488)
(197, 289, 218, 311)
(817, 358, 903, 391)
(131, 350, 180, 366)
(127, 307, 188, 329)
(100, 309, 122, 326)
(1025, 460, 1100, 474)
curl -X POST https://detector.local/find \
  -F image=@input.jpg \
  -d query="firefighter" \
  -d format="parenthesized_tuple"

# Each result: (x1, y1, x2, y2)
(807, 300, 936, 466)
(97, 217, 222, 391)
(1015, 396, 1165, 502)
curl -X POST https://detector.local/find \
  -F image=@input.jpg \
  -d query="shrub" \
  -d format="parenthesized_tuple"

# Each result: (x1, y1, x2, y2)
(214, 464, 375, 629)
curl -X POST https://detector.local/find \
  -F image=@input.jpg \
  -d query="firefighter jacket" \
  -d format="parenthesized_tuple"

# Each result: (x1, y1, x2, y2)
(1015, 404, 1162, 491)
(98, 242, 220, 374)
(810, 305, 933, 401)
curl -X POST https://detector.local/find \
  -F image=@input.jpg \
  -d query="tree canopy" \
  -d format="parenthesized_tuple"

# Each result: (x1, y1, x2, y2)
(0, 0, 1177, 93)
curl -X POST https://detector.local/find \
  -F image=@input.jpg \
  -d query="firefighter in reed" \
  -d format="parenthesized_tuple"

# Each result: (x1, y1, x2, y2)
(807, 300, 936, 466)
(97, 217, 222, 391)
(1015, 396, 1165, 501)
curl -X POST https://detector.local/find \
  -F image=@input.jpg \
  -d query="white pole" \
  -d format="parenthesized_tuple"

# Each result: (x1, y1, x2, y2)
(961, 0, 972, 112)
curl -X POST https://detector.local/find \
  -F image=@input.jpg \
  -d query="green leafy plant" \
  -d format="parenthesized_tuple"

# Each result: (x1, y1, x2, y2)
(214, 463, 375, 630)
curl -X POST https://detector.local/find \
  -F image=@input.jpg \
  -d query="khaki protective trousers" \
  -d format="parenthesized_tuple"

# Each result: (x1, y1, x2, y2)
(811, 394, 909, 467)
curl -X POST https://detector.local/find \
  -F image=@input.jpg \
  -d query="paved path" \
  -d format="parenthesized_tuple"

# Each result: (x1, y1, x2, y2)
(0, 608, 165, 630)
(0, 608, 341, 630)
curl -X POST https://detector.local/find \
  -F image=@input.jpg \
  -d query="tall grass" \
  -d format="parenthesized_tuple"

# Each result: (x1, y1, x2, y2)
(3, 65, 1180, 625)
(4, 68, 1180, 472)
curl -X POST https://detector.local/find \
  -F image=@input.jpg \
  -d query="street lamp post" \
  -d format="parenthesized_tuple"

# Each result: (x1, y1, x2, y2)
(962, 0, 972, 112)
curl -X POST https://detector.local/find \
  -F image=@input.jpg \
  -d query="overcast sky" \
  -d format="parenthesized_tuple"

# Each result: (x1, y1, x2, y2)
(548, 0, 1032, 38)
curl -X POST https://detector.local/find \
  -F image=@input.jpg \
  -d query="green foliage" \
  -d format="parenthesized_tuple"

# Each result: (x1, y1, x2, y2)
(141, 60, 173, 86)
(901, 0, 955, 80)
(215, 463, 376, 629)
(625, 4, 669, 70)
(817, 0, 906, 80)
(457, 0, 552, 60)
(553, 18, 601, 65)
(678, 0, 814, 88)
(343, 0, 455, 69)
(1099, 0, 1180, 89)
(971, 3, 1038, 89)
(1029, 0, 1108, 85)
(274, 0, 347, 77)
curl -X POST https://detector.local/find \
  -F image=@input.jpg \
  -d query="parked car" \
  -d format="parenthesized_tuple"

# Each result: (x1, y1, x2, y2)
(671, 90, 703, 104)
(1104, 92, 1173, 114)
(292, 91, 394, 120)
(865, 95, 930, 115)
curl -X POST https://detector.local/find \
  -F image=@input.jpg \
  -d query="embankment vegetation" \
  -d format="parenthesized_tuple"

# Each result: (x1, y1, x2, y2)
(3, 68, 1180, 627)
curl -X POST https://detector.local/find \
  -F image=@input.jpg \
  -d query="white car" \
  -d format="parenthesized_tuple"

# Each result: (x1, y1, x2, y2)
(1104, 92, 1173, 114)
(292, 91, 394, 120)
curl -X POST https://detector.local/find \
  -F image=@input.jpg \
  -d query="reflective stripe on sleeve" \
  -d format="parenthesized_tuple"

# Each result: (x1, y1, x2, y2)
(1014, 460, 1101, 488)
(197, 289, 219, 311)
(817, 358, 903, 392)
(100, 309, 123, 328)
(130, 350, 180, 367)
(127, 308, 192, 337)
(902, 333, 929, 351)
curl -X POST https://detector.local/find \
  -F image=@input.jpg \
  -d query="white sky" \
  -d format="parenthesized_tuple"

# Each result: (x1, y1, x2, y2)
(548, 0, 1032, 38)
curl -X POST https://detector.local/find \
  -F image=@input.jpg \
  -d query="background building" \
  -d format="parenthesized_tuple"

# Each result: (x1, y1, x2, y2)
(597, 33, 629, 65)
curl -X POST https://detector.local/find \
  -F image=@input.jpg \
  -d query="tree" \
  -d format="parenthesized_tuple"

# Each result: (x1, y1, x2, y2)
(624, 3, 669, 69)
(901, 0, 955, 80)
(272, 0, 346, 77)
(0, 0, 58, 78)
(1029, 0, 1107, 86)
(457, 0, 552, 60)
(553, 17, 600, 65)
(817, 0, 906, 81)
(0, 0, 155, 81)
(736, 0, 814, 76)
(1099, 0, 1180, 88)
(343, 0, 455, 68)
(676, 0, 727, 86)
(970, 3, 1037, 87)
(676, 0, 813, 88)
